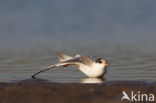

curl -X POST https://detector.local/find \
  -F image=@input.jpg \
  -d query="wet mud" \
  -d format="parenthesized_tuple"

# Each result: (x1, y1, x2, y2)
(0, 79, 155, 103)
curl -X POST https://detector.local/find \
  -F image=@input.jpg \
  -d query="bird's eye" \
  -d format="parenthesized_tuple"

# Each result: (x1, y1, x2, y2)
(99, 60, 102, 63)
(96, 58, 103, 64)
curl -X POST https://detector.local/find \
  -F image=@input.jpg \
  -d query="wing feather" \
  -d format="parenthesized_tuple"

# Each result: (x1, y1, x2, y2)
(31, 58, 82, 78)
(56, 53, 72, 61)
(31, 55, 93, 78)
(62, 56, 93, 66)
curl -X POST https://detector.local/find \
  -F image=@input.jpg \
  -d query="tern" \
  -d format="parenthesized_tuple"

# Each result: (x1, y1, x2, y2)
(31, 53, 109, 78)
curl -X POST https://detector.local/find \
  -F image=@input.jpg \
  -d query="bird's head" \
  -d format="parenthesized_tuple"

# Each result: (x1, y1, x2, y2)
(95, 58, 109, 67)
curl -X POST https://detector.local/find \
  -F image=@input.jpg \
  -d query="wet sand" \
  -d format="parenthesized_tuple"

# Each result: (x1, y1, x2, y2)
(0, 79, 155, 103)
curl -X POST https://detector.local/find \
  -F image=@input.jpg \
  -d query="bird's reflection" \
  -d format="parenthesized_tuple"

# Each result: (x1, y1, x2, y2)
(32, 75, 106, 84)
(81, 77, 105, 84)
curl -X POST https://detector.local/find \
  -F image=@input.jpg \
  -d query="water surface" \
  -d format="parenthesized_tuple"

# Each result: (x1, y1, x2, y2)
(0, 0, 156, 82)
(0, 44, 156, 83)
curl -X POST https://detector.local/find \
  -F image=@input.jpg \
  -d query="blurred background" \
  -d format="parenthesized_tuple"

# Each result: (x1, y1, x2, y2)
(0, 0, 156, 82)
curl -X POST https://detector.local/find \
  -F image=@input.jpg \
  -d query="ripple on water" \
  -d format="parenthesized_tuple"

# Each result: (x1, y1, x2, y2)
(0, 47, 156, 82)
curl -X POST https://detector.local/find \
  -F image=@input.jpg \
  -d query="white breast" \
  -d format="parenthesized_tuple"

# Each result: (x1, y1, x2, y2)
(78, 63, 106, 78)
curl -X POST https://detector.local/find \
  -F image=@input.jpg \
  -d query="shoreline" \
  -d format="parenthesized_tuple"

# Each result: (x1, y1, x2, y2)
(0, 79, 155, 103)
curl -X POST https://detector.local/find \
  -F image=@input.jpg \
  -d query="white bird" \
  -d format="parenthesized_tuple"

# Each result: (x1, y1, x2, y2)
(31, 53, 109, 78)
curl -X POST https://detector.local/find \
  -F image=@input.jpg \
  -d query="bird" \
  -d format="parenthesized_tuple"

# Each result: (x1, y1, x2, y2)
(31, 53, 109, 78)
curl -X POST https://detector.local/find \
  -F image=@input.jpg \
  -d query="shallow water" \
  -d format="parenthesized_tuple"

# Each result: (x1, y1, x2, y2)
(0, 0, 156, 82)
(0, 44, 156, 83)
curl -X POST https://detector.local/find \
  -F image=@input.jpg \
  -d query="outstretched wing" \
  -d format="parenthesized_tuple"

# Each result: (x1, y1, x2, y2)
(62, 56, 93, 66)
(32, 64, 56, 78)
(31, 57, 84, 78)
